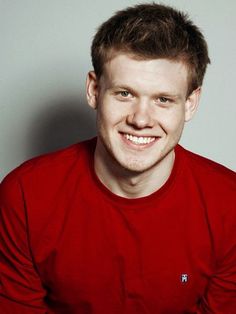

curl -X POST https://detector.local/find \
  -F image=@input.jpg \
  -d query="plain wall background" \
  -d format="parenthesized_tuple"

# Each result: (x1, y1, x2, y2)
(1, 0, 236, 181)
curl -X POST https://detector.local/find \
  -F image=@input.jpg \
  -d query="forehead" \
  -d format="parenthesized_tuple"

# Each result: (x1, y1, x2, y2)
(101, 53, 189, 95)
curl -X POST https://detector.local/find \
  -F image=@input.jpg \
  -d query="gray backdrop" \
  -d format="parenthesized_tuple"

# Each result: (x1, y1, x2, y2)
(1, 0, 236, 181)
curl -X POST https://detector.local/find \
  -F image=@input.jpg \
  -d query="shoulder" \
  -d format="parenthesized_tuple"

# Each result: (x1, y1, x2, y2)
(176, 145, 236, 218)
(177, 145, 236, 190)
(177, 146, 236, 249)
(0, 137, 96, 191)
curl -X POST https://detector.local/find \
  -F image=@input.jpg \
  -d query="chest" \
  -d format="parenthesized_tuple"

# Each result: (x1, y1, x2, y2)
(31, 197, 214, 313)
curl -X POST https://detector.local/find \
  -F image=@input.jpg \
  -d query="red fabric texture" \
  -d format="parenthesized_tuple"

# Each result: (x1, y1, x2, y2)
(0, 138, 236, 313)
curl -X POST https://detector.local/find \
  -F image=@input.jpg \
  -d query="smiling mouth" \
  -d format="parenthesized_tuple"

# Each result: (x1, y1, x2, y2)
(123, 133, 156, 145)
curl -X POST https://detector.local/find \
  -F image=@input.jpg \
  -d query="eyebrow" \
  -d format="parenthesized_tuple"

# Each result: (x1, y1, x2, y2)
(156, 93, 182, 101)
(108, 84, 136, 94)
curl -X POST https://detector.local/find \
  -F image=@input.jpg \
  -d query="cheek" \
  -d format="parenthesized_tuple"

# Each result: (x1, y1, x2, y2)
(97, 100, 127, 127)
(156, 108, 185, 134)
(96, 107, 117, 136)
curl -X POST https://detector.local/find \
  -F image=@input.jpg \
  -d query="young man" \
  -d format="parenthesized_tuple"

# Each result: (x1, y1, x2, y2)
(0, 3, 235, 314)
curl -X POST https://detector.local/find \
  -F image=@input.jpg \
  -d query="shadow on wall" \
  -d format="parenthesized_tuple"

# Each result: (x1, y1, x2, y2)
(28, 96, 97, 157)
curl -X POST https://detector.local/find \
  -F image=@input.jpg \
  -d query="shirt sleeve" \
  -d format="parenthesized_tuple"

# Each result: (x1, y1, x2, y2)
(0, 173, 48, 313)
(198, 200, 236, 313)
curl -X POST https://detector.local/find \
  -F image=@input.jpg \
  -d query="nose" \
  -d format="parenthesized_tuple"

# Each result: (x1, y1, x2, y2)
(126, 99, 154, 129)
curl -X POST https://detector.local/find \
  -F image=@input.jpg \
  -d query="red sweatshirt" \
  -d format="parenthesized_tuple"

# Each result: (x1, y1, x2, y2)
(0, 138, 236, 313)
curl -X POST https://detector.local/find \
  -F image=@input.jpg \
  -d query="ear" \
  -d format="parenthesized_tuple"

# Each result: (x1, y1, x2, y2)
(184, 87, 201, 122)
(86, 71, 99, 109)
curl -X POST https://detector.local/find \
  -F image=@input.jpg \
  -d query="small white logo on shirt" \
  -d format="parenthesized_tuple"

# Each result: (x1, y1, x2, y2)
(181, 274, 188, 283)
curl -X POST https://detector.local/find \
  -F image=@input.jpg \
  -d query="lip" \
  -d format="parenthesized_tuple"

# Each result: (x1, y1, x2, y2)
(120, 131, 156, 137)
(120, 132, 159, 149)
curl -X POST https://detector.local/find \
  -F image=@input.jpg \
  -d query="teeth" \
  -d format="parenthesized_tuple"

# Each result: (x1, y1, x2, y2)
(124, 134, 155, 144)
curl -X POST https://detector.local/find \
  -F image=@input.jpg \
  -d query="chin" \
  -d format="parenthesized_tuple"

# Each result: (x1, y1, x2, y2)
(116, 156, 159, 174)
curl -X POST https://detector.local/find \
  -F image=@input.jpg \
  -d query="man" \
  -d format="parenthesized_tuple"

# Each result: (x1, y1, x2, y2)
(0, 3, 235, 313)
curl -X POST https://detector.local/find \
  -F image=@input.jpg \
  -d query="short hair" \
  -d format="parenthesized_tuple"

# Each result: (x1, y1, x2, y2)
(91, 3, 210, 96)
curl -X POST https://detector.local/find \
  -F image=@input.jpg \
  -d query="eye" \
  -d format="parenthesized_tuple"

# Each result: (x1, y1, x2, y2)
(159, 97, 169, 103)
(120, 91, 130, 97)
(155, 96, 173, 106)
(114, 90, 133, 101)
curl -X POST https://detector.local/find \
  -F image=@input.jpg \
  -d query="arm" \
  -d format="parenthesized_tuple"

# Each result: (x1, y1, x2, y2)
(199, 243, 236, 310)
(0, 174, 48, 313)
(198, 272, 236, 313)
(197, 199, 236, 313)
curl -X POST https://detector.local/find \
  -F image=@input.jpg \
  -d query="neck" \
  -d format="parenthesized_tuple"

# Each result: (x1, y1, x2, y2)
(94, 141, 175, 199)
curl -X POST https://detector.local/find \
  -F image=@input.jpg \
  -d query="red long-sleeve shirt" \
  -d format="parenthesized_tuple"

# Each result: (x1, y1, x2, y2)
(0, 138, 236, 313)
